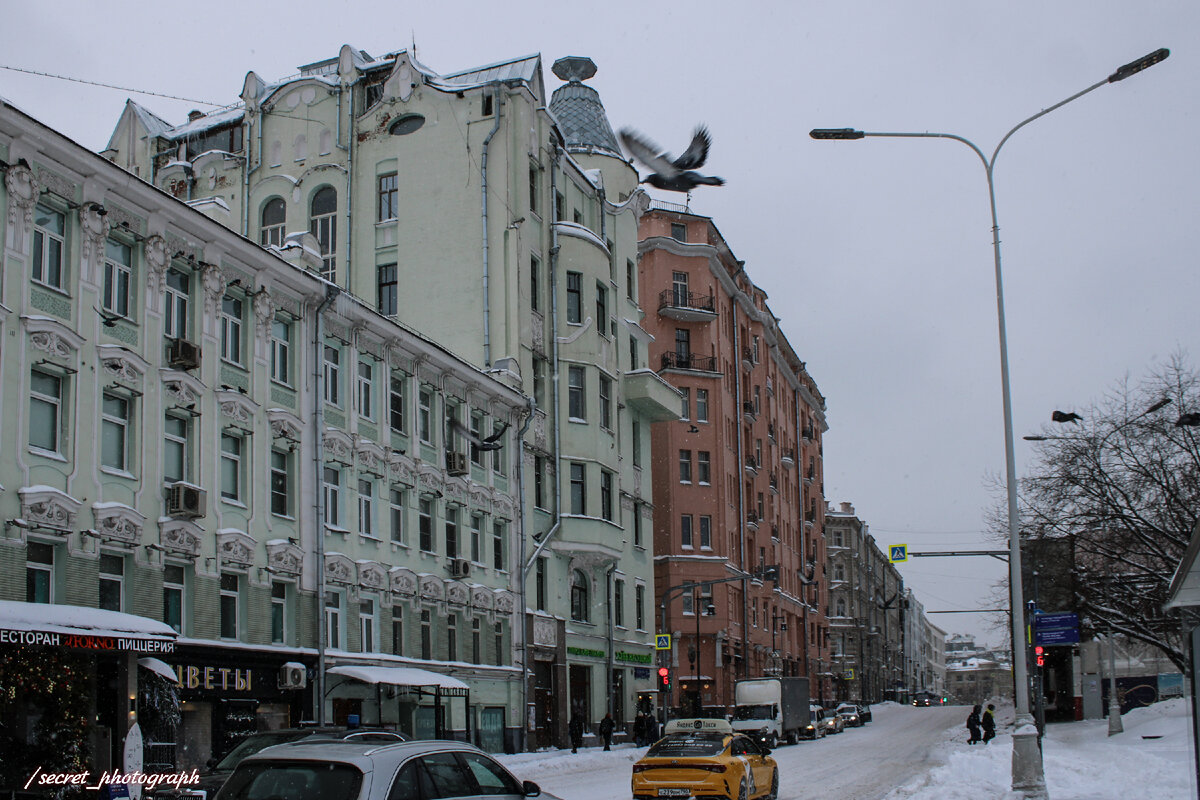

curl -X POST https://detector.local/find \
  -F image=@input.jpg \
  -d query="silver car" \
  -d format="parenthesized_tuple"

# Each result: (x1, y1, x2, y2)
(215, 739, 557, 800)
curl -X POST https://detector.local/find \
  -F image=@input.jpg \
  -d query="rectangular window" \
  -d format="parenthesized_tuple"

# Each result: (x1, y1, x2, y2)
(323, 466, 341, 526)
(529, 164, 539, 215)
(447, 613, 458, 661)
(99, 553, 124, 612)
(555, 191, 565, 221)
(445, 506, 458, 558)
(530, 255, 541, 313)
(378, 263, 397, 316)
(164, 269, 190, 340)
(492, 422, 506, 475)
(681, 514, 693, 548)
(420, 609, 432, 660)
(671, 223, 687, 242)
(570, 462, 586, 515)
(220, 433, 243, 502)
(324, 345, 341, 406)
(392, 608, 404, 655)
(629, 335, 639, 371)
(271, 449, 290, 516)
(470, 411, 485, 467)
(470, 513, 483, 563)
(325, 591, 342, 649)
(271, 582, 287, 644)
(698, 451, 711, 485)
(311, 204, 337, 281)
(358, 478, 374, 537)
(472, 618, 482, 664)
(378, 173, 398, 221)
(596, 283, 608, 337)
(26, 542, 53, 603)
(533, 357, 546, 410)
(270, 319, 291, 385)
(357, 361, 374, 420)
(419, 496, 434, 552)
(635, 585, 645, 630)
(679, 449, 692, 484)
(101, 392, 130, 472)
(632, 504, 643, 548)
(680, 387, 690, 420)
(536, 558, 546, 611)
(390, 488, 405, 544)
(568, 366, 586, 420)
(566, 271, 582, 323)
(102, 239, 132, 319)
(631, 420, 642, 469)
(700, 515, 712, 549)
(418, 387, 433, 444)
(599, 376, 612, 430)
(533, 455, 545, 509)
(492, 521, 506, 571)
(600, 470, 613, 522)
(389, 373, 408, 433)
(29, 369, 62, 453)
(675, 328, 691, 362)
(627, 259, 636, 301)
(495, 623, 505, 665)
(614, 579, 625, 628)
(360, 598, 377, 652)
(32, 205, 65, 290)
(220, 295, 243, 365)
(220, 573, 239, 639)
(163, 564, 184, 633)
(696, 389, 709, 423)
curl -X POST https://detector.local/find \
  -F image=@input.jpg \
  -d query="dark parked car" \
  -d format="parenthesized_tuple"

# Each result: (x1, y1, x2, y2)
(857, 704, 873, 724)
(149, 727, 407, 800)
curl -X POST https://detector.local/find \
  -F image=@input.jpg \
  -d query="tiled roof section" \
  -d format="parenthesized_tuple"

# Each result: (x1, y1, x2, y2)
(549, 80, 621, 157)
(440, 54, 541, 86)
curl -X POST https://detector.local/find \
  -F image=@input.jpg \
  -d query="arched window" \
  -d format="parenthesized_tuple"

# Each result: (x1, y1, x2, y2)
(570, 570, 589, 622)
(310, 187, 337, 281)
(836, 598, 846, 617)
(260, 198, 285, 247)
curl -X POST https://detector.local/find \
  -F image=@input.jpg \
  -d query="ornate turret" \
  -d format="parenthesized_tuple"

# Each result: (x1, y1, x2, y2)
(549, 56, 621, 157)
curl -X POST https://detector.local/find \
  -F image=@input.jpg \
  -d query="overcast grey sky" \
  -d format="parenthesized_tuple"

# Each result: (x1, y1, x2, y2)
(4, 1, 1196, 646)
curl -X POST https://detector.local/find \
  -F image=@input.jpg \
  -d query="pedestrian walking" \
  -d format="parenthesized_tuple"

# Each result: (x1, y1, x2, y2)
(599, 712, 615, 751)
(981, 703, 996, 744)
(647, 713, 660, 744)
(568, 710, 584, 753)
(633, 712, 647, 747)
(966, 704, 982, 745)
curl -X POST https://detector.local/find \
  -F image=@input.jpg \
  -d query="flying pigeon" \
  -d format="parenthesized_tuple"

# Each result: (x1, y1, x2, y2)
(94, 306, 121, 328)
(1176, 412, 1200, 428)
(618, 126, 725, 193)
(449, 419, 511, 452)
(1051, 410, 1083, 424)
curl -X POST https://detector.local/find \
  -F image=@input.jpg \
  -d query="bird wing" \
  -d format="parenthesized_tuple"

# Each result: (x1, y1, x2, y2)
(483, 421, 511, 444)
(673, 126, 712, 170)
(448, 417, 481, 446)
(618, 128, 679, 177)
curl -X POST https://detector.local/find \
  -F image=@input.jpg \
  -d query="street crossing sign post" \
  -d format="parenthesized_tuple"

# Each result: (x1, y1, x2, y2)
(655, 633, 672, 650)
(889, 544, 908, 563)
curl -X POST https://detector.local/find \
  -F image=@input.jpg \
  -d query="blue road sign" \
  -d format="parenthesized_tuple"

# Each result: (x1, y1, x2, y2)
(889, 544, 908, 563)
(655, 634, 672, 650)
(1036, 627, 1080, 645)
(1035, 612, 1079, 630)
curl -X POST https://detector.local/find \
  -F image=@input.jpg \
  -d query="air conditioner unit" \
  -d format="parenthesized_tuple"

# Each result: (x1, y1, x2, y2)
(168, 338, 201, 371)
(445, 452, 468, 476)
(166, 482, 206, 519)
(278, 663, 307, 690)
(449, 558, 471, 579)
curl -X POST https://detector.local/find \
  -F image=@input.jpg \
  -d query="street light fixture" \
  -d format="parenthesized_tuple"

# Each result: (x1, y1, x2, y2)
(811, 48, 1169, 800)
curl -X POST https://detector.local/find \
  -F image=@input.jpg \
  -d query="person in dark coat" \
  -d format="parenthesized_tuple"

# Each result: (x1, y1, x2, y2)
(633, 712, 647, 747)
(966, 704, 982, 745)
(981, 703, 996, 744)
(646, 713, 660, 744)
(568, 710, 585, 753)
(599, 712, 615, 751)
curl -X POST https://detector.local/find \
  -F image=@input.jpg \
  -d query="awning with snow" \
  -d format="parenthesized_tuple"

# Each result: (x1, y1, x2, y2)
(326, 665, 469, 694)
(138, 656, 178, 682)
(1164, 519, 1200, 610)
(0, 600, 177, 653)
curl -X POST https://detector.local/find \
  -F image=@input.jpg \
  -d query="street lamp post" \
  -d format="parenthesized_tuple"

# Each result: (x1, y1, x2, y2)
(811, 48, 1169, 800)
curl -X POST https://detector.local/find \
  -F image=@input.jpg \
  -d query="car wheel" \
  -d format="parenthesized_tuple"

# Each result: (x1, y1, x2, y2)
(766, 770, 779, 800)
(766, 733, 777, 750)
(737, 779, 748, 800)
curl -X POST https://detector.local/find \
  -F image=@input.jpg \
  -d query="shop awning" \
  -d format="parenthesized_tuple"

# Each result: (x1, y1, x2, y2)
(1165, 519, 1200, 610)
(327, 665, 470, 693)
(0, 600, 177, 653)
(138, 657, 178, 682)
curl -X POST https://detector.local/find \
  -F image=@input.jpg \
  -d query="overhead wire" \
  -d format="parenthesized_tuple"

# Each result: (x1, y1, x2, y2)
(0, 64, 224, 107)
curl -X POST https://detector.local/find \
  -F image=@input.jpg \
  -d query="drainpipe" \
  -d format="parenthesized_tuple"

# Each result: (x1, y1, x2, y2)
(514, 397, 536, 752)
(606, 562, 617, 718)
(313, 282, 341, 725)
(480, 85, 504, 368)
(730, 267, 748, 678)
(339, 88, 354, 290)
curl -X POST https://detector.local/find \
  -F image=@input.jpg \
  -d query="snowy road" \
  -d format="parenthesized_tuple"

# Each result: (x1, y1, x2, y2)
(497, 702, 965, 800)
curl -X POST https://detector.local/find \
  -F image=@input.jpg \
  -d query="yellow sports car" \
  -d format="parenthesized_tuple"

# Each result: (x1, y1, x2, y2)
(632, 718, 779, 800)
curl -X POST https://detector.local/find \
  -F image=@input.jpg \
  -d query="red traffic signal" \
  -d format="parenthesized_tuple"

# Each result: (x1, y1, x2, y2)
(658, 667, 670, 687)
(1034, 645, 1045, 667)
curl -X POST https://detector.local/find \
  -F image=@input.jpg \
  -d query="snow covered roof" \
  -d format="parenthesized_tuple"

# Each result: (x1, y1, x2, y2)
(162, 106, 245, 140)
(128, 100, 175, 138)
(439, 53, 541, 87)
(327, 664, 469, 691)
(0, 599, 177, 640)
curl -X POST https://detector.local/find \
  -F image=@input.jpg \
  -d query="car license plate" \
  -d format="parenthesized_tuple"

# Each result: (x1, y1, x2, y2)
(657, 790, 691, 798)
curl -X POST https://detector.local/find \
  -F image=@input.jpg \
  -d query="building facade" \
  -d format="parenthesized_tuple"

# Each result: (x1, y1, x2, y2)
(0, 94, 530, 786)
(103, 47, 679, 747)
(638, 205, 829, 713)
(824, 501, 906, 703)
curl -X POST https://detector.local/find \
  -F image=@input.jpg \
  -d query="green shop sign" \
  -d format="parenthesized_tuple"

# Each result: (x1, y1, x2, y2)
(566, 646, 652, 664)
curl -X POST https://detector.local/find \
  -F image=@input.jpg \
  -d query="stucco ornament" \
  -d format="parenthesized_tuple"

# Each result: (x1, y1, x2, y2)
(5, 161, 37, 228)
(144, 235, 169, 295)
(160, 520, 202, 557)
(253, 288, 276, 329)
(266, 540, 303, 575)
(80, 202, 111, 268)
(217, 530, 256, 567)
(30, 330, 73, 359)
(202, 262, 227, 317)
(390, 567, 418, 598)
(92, 504, 145, 546)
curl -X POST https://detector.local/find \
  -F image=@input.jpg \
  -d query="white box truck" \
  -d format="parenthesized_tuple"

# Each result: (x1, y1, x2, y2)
(731, 676, 810, 747)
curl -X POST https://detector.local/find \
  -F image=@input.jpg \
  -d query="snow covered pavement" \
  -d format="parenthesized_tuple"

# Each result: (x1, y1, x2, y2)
(495, 699, 1197, 800)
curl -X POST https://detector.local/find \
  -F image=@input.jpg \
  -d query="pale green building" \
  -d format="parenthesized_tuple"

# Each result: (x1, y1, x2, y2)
(104, 46, 680, 748)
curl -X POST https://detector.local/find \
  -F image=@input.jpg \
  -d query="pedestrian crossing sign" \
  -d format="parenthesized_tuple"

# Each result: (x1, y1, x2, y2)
(655, 634, 672, 650)
(889, 544, 908, 563)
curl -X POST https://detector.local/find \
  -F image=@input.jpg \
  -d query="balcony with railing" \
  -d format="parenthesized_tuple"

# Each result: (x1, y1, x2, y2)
(658, 289, 717, 322)
(744, 455, 759, 474)
(741, 345, 755, 369)
(742, 401, 757, 423)
(769, 472, 779, 494)
(660, 351, 718, 373)
(781, 448, 795, 466)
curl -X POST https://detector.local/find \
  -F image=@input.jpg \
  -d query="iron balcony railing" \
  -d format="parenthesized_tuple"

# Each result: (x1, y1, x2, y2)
(658, 288, 716, 314)
(660, 352, 716, 372)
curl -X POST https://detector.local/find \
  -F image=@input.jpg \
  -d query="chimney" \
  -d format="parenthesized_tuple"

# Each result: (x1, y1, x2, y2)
(840, 502, 853, 514)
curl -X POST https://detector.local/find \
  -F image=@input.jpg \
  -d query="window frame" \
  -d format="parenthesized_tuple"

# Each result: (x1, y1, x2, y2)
(102, 238, 133, 320)
(219, 294, 244, 366)
(357, 360, 374, 421)
(567, 365, 586, 421)
(270, 317, 291, 386)
(29, 368, 64, 455)
(565, 271, 582, 324)
(358, 478, 375, 537)
(220, 432, 244, 503)
(260, 197, 286, 247)
(32, 204, 66, 291)
(323, 465, 342, 527)
(220, 572, 240, 640)
(377, 173, 398, 222)
(100, 391, 132, 473)
(164, 268, 190, 341)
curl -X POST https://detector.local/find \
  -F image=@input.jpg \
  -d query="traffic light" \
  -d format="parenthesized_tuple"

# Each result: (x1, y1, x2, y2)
(1035, 645, 1045, 668)
(658, 666, 671, 692)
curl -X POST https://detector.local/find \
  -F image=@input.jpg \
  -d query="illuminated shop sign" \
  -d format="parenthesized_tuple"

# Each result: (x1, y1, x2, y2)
(0, 629, 175, 653)
(174, 665, 254, 692)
